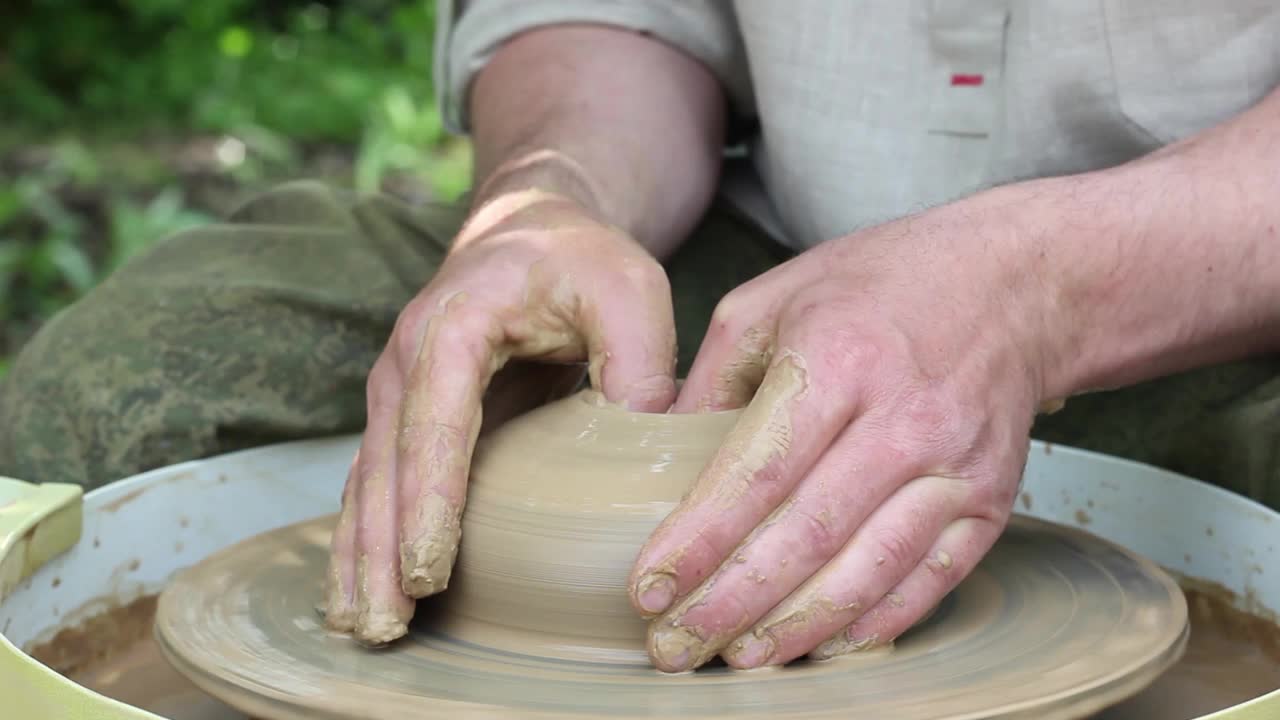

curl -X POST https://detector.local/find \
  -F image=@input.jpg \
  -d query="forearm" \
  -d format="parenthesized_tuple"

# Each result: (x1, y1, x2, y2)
(465, 24, 726, 258)
(992, 88, 1280, 400)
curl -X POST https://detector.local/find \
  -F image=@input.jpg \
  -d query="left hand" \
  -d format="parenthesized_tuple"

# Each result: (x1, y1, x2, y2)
(628, 204, 1060, 671)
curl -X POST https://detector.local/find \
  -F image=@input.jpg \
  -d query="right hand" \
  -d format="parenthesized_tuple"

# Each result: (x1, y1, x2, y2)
(321, 188, 679, 644)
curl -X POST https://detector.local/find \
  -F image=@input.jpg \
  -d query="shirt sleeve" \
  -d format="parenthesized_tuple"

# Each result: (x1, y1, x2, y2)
(432, 0, 755, 134)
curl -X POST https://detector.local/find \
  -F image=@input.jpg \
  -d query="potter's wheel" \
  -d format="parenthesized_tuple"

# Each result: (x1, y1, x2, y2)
(154, 511, 1188, 720)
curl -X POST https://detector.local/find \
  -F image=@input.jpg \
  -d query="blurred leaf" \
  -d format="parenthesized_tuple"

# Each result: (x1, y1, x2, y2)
(384, 86, 418, 135)
(354, 131, 394, 194)
(0, 187, 21, 226)
(49, 237, 96, 293)
(26, 231, 64, 288)
(428, 140, 473, 202)
(300, 4, 331, 32)
(17, 179, 80, 239)
(219, 26, 254, 58)
(52, 139, 102, 185)
(106, 188, 213, 274)
(0, 240, 23, 302)
(234, 124, 297, 166)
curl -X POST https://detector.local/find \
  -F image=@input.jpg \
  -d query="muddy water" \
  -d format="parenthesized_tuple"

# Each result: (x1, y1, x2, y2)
(1094, 585, 1280, 720)
(68, 628, 248, 720)
(29, 595, 247, 720)
(25, 582, 1280, 720)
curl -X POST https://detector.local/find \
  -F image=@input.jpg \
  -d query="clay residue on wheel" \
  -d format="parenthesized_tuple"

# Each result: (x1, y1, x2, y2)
(25, 594, 251, 719)
(1095, 576, 1280, 719)
(1176, 575, 1280, 660)
(27, 594, 157, 676)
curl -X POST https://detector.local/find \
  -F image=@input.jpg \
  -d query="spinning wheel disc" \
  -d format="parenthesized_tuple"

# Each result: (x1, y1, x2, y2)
(155, 514, 1187, 720)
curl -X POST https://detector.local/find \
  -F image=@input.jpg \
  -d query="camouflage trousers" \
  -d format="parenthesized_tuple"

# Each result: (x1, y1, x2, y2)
(1, 181, 1278, 511)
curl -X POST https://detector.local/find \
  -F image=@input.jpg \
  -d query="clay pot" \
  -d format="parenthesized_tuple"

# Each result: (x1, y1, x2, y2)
(433, 389, 741, 662)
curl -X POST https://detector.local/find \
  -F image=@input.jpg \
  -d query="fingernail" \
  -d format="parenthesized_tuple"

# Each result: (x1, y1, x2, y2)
(651, 625, 700, 672)
(636, 573, 676, 615)
(728, 632, 775, 668)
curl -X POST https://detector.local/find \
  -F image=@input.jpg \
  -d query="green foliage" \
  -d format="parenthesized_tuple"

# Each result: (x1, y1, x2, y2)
(0, 139, 217, 363)
(357, 84, 473, 198)
(0, 1, 472, 376)
(5, 1, 440, 142)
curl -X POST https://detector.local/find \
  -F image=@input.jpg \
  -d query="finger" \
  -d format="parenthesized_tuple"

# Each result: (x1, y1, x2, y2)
(632, 349, 860, 671)
(673, 254, 820, 414)
(574, 255, 678, 412)
(807, 516, 1003, 660)
(661, 424, 943, 670)
(397, 302, 500, 597)
(320, 451, 361, 631)
(720, 475, 963, 669)
(671, 297, 774, 413)
(353, 361, 415, 644)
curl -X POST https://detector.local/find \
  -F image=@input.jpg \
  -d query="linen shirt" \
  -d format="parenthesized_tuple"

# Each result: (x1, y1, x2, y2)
(434, 1, 1280, 251)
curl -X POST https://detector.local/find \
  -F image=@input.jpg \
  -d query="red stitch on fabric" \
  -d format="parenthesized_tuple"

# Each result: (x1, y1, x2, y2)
(951, 73, 984, 87)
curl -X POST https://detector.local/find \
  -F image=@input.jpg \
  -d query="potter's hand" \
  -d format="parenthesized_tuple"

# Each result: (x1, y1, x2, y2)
(630, 206, 1057, 671)
(324, 189, 678, 644)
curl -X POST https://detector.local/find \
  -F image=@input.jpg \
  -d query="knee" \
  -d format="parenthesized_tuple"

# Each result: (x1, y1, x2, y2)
(226, 179, 356, 227)
(0, 290, 215, 490)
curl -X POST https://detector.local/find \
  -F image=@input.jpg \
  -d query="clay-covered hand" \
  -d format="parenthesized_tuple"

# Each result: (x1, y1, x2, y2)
(323, 188, 678, 644)
(629, 205, 1059, 671)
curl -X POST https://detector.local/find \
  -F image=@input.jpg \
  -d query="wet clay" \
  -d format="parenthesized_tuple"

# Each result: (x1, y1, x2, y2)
(26, 577, 1279, 720)
(443, 388, 745, 650)
(154, 513, 1188, 719)
(148, 390, 1190, 719)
